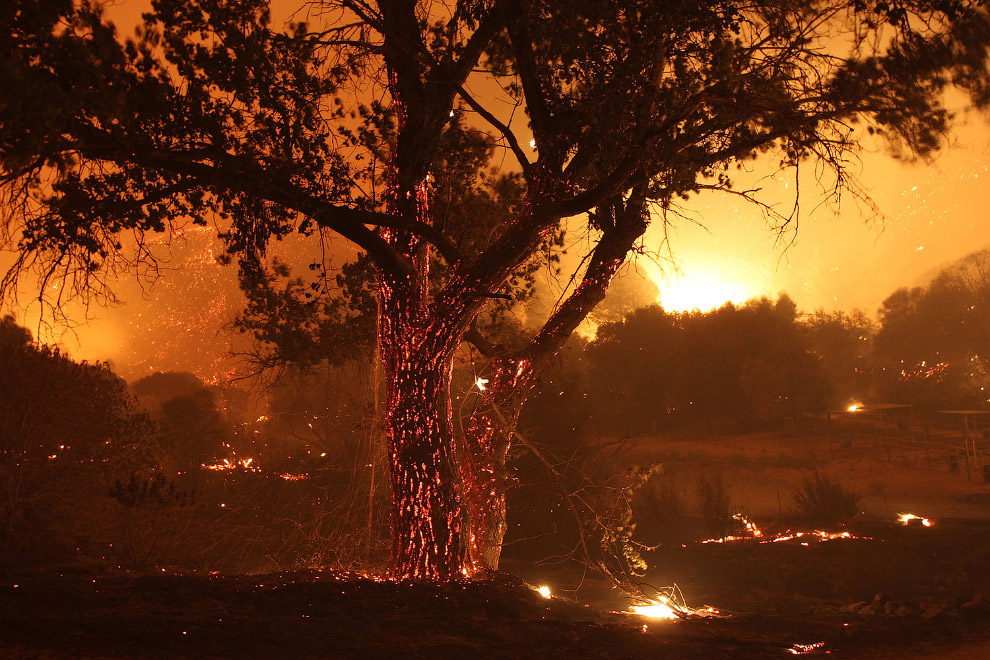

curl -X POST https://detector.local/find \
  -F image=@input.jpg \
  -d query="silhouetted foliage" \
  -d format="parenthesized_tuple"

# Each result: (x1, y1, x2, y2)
(873, 248, 990, 411)
(109, 472, 195, 509)
(584, 296, 827, 433)
(132, 372, 231, 478)
(793, 472, 861, 526)
(0, 317, 157, 554)
(803, 309, 875, 410)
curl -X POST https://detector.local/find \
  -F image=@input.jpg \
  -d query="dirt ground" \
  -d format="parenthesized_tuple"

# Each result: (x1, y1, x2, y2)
(2, 429, 989, 659)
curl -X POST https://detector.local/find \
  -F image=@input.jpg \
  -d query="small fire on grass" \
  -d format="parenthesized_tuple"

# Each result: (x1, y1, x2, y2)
(629, 598, 679, 620)
(200, 457, 310, 481)
(701, 514, 866, 545)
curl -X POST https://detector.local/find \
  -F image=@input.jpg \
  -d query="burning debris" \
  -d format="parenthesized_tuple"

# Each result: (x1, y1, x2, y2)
(897, 513, 933, 527)
(199, 457, 311, 481)
(624, 585, 722, 621)
(788, 640, 827, 655)
(629, 598, 680, 620)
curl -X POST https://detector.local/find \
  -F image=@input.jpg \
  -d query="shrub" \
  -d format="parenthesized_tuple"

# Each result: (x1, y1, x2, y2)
(632, 477, 686, 546)
(793, 472, 860, 525)
(108, 473, 195, 569)
(698, 474, 731, 539)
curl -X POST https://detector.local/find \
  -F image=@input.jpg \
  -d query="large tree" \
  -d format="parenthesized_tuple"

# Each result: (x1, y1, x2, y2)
(2, 0, 989, 580)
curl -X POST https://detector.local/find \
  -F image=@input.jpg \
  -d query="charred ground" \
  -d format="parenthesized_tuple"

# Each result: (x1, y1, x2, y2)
(1, 519, 988, 659)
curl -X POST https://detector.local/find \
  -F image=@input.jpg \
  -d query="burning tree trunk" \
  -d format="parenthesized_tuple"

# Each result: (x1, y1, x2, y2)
(377, 165, 469, 578)
(461, 356, 527, 573)
(379, 323, 464, 580)
(461, 191, 651, 572)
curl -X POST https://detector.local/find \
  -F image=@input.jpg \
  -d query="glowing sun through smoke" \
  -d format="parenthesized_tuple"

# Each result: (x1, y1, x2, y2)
(651, 269, 758, 313)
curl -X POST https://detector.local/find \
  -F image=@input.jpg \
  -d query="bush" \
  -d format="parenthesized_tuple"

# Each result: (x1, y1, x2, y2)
(108, 473, 195, 569)
(698, 474, 731, 539)
(632, 477, 686, 547)
(0, 317, 159, 557)
(793, 472, 860, 525)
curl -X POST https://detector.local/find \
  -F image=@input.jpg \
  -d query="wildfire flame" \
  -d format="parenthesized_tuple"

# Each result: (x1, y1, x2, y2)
(897, 513, 933, 527)
(847, 402, 862, 412)
(629, 600, 679, 620)
(475, 377, 489, 392)
(201, 457, 259, 472)
(735, 513, 763, 538)
(625, 587, 710, 621)
(537, 585, 551, 599)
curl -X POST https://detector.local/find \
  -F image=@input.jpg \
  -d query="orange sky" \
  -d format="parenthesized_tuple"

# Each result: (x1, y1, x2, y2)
(4, 1, 990, 381)
(639, 116, 990, 314)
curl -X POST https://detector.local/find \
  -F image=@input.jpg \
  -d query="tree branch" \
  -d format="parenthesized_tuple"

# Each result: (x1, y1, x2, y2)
(524, 186, 650, 366)
(70, 127, 414, 279)
(457, 85, 533, 177)
(498, 0, 555, 158)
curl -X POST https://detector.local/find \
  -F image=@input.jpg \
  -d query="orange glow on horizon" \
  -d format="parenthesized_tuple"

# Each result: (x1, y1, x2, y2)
(649, 268, 761, 313)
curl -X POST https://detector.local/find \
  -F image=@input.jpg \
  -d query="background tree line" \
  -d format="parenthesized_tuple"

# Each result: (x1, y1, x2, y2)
(531, 248, 990, 442)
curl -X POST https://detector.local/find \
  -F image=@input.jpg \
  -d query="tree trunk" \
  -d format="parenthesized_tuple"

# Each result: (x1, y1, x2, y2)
(380, 327, 464, 580)
(461, 357, 528, 573)
(461, 192, 652, 571)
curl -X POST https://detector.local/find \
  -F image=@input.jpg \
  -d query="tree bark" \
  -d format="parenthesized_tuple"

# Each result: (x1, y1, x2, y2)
(461, 357, 527, 573)
(460, 191, 651, 572)
(379, 325, 464, 580)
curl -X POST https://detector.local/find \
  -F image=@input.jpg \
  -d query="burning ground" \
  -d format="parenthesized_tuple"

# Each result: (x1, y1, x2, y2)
(3, 430, 990, 659)
(2, 517, 989, 658)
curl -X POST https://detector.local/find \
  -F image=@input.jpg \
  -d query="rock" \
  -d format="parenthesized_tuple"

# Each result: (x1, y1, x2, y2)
(884, 602, 895, 615)
(871, 593, 889, 609)
(858, 606, 875, 616)
(895, 605, 915, 616)
(921, 603, 945, 619)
